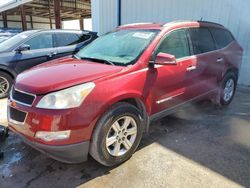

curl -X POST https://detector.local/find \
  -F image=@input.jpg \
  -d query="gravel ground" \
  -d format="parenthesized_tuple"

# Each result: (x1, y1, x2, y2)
(0, 87, 250, 188)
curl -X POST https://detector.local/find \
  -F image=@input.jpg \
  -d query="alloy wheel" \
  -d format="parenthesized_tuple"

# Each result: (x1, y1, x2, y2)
(223, 78, 235, 102)
(0, 76, 9, 96)
(106, 116, 137, 157)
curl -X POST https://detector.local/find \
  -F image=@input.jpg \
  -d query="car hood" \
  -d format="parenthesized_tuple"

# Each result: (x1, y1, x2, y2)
(15, 57, 123, 94)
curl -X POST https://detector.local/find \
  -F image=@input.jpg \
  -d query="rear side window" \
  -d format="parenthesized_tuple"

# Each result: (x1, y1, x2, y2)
(210, 28, 234, 49)
(55, 33, 80, 47)
(189, 28, 216, 55)
(155, 29, 190, 59)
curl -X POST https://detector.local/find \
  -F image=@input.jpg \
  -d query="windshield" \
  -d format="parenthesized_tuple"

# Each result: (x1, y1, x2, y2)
(76, 29, 159, 65)
(0, 30, 36, 52)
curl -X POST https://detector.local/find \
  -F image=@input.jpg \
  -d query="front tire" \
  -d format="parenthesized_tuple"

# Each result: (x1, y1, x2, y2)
(90, 102, 143, 166)
(220, 72, 237, 105)
(0, 71, 13, 99)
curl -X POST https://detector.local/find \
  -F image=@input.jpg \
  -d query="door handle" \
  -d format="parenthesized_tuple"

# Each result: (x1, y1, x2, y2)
(217, 58, 224, 63)
(186, 66, 196, 72)
(47, 52, 57, 58)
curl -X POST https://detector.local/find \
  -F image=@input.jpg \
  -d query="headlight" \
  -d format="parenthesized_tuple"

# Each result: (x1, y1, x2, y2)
(35, 130, 71, 142)
(36, 82, 95, 109)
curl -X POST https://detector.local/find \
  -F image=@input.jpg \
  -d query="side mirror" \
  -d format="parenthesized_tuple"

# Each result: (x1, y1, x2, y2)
(155, 52, 177, 65)
(16, 44, 30, 53)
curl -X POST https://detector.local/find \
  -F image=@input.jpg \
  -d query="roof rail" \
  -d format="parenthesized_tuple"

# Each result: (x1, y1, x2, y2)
(163, 20, 224, 27)
(163, 20, 193, 27)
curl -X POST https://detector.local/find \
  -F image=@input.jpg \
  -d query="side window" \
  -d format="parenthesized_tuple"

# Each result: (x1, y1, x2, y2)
(55, 33, 80, 47)
(189, 28, 216, 54)
(210, 28, 234, 49)
(155, 29, 190, 59)
(25, 33, 53, 50)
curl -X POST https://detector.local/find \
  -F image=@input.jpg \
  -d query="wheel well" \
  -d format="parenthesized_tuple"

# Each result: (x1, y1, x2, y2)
(0, 69, 15, 79)
(226, 68, 239, 81)
(118, 98, 149, 132)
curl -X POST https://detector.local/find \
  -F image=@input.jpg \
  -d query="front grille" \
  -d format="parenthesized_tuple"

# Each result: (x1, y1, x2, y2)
(9, 107, 27, 123)
(11, 88, 36, 106)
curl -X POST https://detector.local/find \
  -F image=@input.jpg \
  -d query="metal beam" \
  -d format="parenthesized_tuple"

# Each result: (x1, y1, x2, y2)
(48, 0, 53, 29)
(30, 15, 33, 29)
(117, 0, 121, 26)
(0, 19, 55, 25)
(54, 0, 61, 29)
(20, 5, 27, 31)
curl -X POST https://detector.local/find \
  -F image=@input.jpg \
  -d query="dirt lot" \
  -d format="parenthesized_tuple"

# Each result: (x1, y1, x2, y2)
(0, 87, 250, 188)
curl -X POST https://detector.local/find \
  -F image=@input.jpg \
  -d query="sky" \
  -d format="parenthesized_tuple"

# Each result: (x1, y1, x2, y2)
(62, 19, 92, 31)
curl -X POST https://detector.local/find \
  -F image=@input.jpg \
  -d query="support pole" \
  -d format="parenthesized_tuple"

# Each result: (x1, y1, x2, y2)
(117, 0, 121, 26)
(79, 16, 84, 30)
(30, 15, 33, 29)
(2, 12, 8, 28)
(48, 0, 53, 29)
(20, 5, 27, 31)
(54, 0, 61, 29)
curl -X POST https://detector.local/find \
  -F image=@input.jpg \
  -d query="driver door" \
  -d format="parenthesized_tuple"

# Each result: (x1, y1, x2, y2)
(148, 29, 195, 114)
(13, 32, 57, 74)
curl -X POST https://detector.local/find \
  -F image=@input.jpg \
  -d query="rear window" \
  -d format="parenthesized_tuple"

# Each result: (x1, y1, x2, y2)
(210, 28, 234, 49)
(189, 28, 216, 55)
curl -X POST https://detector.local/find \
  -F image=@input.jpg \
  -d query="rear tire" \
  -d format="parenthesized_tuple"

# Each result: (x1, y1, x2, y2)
(220, 72, 237, 106)
(0, 71, 13, 99)
(90, 102, 143, 166)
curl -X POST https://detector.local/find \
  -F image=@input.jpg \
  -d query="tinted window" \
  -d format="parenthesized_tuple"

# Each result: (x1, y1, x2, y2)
(210, 28, 234, 49)
(25, 33, 53, 50)
(55, 33, 80, 47)
(189, 28, 216, 54)
(78, 34, 91, 43)
(156, 29, 190, 59)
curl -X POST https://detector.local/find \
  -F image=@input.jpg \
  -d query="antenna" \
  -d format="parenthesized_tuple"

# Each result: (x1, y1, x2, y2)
(200, 17, 203, 21)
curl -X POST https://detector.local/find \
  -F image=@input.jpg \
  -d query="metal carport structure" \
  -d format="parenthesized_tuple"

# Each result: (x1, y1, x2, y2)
(0, 0, 91, 30)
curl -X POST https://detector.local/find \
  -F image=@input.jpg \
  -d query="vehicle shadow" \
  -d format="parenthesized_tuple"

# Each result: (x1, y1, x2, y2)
(1, 89, 250, 188)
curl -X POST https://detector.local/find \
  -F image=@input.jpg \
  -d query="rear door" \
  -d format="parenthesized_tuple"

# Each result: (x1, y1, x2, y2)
(14, 32, 57, 73)
(209, 27, 236, 80)
(187, 27, 218, 98)
(149, 29, 195, 114)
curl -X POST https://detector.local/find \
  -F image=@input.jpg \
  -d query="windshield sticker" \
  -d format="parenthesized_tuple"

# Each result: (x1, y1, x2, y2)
(132, 32, 153, 39)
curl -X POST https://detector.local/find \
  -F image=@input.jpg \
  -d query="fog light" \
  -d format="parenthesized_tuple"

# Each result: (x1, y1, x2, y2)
(35, 130, 71, 142)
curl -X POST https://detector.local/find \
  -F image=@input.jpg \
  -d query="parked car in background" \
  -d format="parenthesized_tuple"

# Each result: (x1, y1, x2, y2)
(0, 36, 10, 43)
(8, 21, 243, 166)
(0, 28, 20, 43)
(0, 29, 98, 98)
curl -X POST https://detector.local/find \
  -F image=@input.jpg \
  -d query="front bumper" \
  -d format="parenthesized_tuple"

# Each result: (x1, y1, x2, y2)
(12, 129, 90, 164)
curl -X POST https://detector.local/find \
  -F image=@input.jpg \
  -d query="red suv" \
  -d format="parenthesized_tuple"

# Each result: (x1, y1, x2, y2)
(8, 21, 243, 166)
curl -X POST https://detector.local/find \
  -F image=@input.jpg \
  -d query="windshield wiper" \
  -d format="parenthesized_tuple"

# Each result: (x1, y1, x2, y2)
(80, 57, 115, 66)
